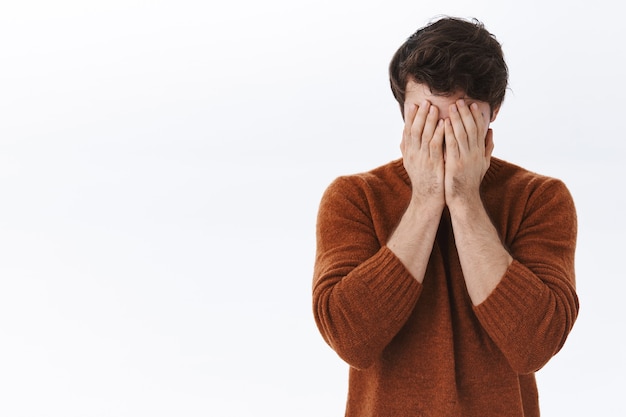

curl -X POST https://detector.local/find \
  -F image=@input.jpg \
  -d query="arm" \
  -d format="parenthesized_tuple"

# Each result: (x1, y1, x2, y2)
(312, 101, 445, 369)
(473, 179, 578, 373)
(388, 101, 446, 281)
(444, 99, 578, 372)
(313, 178, 422, 369)
(444, 99, 510, 305)
(447, 197, 513, 304)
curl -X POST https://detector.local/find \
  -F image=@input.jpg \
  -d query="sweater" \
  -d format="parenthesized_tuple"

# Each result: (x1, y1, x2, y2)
(312, 157, 578, 417)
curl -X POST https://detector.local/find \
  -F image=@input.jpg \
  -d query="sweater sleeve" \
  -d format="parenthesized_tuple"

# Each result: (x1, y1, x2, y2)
(312, 176, 422, 369)
(474, 178, 579, 374)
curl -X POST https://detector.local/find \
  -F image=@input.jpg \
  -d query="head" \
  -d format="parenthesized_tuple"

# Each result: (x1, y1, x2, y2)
(389, 17, 508, 119)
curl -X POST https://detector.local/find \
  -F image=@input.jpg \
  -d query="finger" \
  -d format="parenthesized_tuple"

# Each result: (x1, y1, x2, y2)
(401, 103, 417, 154)
(469, 102, 487, 149)
(403, 103, 418, 138)
(430, 119, 445, 159)
(410, 100, 431, 148)
(422, 104, 440, 143)
(456, 99, 482, 135)
(456, 99, 480, 149)
(448, 102, 468, 152)
(444, 118, 459, 160)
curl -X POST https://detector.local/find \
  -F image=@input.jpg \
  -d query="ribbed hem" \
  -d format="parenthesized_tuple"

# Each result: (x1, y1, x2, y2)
(361, 246, 423, 322)
(473, 260, 544, 342)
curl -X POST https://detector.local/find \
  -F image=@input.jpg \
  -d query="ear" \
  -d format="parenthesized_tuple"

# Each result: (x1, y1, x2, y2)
(490, 105, 501, 122)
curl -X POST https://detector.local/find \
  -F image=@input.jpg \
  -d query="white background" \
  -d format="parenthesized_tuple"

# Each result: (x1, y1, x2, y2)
(0, 1, 624, 416)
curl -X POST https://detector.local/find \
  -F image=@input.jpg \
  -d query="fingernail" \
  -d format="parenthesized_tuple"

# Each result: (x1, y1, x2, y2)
(458, 99, 465, 107)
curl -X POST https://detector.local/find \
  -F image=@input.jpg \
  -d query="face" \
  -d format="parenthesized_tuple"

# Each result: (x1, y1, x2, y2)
(404, 80, 499, 129)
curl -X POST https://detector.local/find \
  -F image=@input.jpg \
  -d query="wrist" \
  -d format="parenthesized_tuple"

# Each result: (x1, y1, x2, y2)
(446, 192, 484, 218)
(409, 193, 445, 215)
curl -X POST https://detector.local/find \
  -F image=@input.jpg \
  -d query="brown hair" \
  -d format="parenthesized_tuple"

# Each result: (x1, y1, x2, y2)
(389, 17, 508, 116)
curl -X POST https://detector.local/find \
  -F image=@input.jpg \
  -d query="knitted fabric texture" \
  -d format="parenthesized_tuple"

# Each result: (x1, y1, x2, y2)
(313, 157, 578, 417)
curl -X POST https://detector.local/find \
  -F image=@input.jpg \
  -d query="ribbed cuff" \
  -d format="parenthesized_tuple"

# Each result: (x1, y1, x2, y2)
(392, 158, 411, 186)
(473, 260, 544, 342)
(361, 246, 423, 322)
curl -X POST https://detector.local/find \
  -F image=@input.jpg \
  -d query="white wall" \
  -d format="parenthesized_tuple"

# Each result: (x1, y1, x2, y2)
(0, 1, 623, 415)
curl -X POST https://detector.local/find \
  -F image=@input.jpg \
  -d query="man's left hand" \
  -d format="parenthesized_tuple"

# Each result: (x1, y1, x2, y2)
(443, 99, 494, 208)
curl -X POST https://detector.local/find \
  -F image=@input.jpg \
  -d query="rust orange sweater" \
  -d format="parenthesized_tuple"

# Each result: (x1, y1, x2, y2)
(313, 157, 578, 416)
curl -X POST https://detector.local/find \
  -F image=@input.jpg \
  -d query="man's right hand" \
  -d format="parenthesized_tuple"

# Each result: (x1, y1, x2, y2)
(401, 100, 445, 210)
(388, 101, 446, 283)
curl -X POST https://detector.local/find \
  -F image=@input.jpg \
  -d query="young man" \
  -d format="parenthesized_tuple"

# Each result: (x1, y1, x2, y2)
(312, 17, 578, 416)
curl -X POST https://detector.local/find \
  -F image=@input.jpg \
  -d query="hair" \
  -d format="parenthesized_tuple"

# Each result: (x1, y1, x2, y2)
(389, 17, 508, 116)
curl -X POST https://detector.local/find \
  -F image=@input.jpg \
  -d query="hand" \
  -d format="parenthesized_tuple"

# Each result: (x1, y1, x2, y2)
(443, 99, 494, 207)
(401, 100, 446, 209)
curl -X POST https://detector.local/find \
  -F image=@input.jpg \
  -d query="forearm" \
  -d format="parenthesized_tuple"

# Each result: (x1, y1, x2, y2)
(387, 198, 444, 283)
(451, 180, 578, 372)
(448, 197, 513, 305)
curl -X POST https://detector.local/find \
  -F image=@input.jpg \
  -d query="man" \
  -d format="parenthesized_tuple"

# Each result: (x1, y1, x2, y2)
(312, 17, 578, 416)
